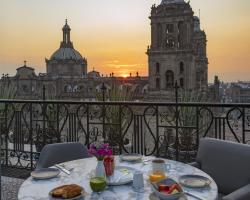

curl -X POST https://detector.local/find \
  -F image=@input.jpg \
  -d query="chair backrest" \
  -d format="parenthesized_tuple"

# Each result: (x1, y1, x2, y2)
(36, 142, 90, 169)
(196, 138, 250, 195)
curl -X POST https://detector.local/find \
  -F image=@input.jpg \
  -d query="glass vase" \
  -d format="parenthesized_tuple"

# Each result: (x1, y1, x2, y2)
(95, 160, 106, 178)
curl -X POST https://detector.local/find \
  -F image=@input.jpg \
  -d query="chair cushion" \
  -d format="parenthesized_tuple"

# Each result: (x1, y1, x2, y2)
(196, 138, 250, 195)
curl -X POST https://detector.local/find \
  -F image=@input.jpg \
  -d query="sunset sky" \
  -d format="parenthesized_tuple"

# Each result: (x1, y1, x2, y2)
(0, 0, 249, 82)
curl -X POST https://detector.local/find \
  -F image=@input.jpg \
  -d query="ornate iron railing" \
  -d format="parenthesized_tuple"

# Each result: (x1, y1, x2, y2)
(1, 99, 250, 170)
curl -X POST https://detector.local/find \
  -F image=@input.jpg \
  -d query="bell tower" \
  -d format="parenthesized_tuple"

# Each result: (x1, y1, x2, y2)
(147, 0, 208, 92)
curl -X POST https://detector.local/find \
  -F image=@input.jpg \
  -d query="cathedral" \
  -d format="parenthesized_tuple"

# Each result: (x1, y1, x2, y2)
(1, 0, 212, 101)
(147, 0, 208, 92)
(46, 20, 87, 77)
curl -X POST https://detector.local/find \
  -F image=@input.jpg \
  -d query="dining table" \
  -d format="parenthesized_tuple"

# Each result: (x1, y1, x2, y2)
(18, 156, 218, 200)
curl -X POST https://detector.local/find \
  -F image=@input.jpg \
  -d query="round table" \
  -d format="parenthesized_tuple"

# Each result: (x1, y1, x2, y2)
(18, 157, 218, 200)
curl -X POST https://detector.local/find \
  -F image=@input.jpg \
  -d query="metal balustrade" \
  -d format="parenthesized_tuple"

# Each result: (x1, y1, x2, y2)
(1, 99, 250, 173)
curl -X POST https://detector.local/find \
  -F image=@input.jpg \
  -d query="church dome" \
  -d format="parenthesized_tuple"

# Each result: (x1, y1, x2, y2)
(49, 19, 85, 62)
(50, 47, 84, 61)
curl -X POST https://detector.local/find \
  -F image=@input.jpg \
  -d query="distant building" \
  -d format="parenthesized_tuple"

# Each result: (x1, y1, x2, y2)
(227, 82, 250, 103)
(147, 0, 208, 93)
(0, 21, 148, 100)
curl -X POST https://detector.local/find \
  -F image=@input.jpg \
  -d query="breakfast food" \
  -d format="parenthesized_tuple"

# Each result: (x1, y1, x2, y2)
(158, 183, 181, 195)
(51, 184, 83, 199)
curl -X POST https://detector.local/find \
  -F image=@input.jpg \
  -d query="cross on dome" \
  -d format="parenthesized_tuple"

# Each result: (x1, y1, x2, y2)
(161, 0, 185, 4)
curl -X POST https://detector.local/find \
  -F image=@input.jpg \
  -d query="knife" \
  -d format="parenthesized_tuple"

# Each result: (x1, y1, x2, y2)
(55, 164, 71, 175)
(184, 191, 206, 200)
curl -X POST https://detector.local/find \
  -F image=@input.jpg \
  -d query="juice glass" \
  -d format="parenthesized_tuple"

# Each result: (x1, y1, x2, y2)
(89, 176, 107, 192)
(149, 171, 166, 183)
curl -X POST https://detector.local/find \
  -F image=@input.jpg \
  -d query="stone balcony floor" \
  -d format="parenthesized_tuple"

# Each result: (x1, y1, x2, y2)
(1, 176, 24, 200)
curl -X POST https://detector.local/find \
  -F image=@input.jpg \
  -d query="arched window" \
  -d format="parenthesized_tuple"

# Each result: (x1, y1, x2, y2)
(156, 78, 160, 90)
(156, 63, 160, 74)
(165, 70, 174, 88)
(166, 37, 174, 48)
(180, 62, 184, 74)
(180, 78, 184, 88)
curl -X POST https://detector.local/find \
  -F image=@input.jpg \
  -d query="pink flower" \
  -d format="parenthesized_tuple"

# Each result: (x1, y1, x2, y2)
(88, 142, 113, 160)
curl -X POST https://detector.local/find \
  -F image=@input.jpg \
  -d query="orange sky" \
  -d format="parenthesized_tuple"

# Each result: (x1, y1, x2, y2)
(0, 0, 250, 82)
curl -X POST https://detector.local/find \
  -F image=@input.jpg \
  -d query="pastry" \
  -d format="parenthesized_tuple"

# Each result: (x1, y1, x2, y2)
(51, 184, 83, 199)
(62, 184, 83, 198)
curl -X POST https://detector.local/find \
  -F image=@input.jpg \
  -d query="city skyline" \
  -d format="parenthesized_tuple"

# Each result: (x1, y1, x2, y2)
(0, 0, 250, 82)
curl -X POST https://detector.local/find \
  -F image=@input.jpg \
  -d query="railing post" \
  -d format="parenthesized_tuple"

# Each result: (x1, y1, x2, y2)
(119, 105, 122, 154)
(29, 103, 34, 169)
(4, 103, 8, 166)
(242, 107, 246, 144)
(86, 104, 90, 147)
(196, 107, 200, 148)
(174, 81, 179, 161)
(56, 104, 60, 143)
(101, 83, 107, 141)
(156, 106, 159, 157)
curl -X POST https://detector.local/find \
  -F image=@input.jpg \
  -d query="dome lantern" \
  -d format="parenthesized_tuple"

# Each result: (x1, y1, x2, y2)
(61, 19, 73, 48)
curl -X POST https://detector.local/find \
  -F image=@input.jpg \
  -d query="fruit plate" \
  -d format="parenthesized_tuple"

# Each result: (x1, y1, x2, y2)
(151, 178, 184, 200)
(119, 153, 143, 162)
(106, 166, 136, 186)
(49, 186, 85, 200)
(31, 168, 60, 180)
(179, 175, 211, 188)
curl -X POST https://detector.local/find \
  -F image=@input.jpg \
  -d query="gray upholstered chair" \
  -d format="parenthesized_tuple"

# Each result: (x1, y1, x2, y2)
(190, 138, 250, 200)
(36, 142, 90, 169)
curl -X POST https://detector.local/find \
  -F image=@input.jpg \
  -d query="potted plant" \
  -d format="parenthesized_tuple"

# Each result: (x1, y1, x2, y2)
(162, 89, 209, 161)
(95, 83, 134, 152)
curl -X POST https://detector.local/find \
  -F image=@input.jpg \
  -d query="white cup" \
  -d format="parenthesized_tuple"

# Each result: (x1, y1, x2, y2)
(133, 171, 144, 192)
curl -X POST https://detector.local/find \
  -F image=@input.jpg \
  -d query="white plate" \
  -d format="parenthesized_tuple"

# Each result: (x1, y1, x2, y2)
(119, 153, 143, 162)
(179, 175, 211, 188)
(106, 166, 135, 186)
(31, 168, 60, 180)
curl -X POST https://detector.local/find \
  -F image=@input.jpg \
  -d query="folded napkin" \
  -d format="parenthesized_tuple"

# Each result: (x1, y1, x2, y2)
(108, 168, 133, 183)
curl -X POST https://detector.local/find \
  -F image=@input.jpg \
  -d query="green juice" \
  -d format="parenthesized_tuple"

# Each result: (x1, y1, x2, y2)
(90, 177, 107, 192)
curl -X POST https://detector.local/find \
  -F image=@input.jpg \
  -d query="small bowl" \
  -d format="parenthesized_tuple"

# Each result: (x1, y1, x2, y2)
(151, 178, 184, 200)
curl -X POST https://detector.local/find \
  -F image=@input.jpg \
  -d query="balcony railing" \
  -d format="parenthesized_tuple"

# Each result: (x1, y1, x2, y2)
(1, 99, 250, 172)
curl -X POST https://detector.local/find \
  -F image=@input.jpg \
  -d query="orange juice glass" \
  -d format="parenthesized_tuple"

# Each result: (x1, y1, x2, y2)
(149, 172, 166, 183)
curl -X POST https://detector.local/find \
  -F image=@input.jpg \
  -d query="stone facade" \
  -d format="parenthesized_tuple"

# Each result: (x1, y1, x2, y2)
(147, 0, 208, 92)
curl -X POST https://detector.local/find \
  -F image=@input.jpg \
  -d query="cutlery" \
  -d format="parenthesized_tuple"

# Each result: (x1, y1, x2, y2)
(55, 164, 71, 175)
(184, 191, 206, 200)
(142, 158, 153, 165)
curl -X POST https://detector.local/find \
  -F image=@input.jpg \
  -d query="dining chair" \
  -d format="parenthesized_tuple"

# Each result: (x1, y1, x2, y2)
(36, 142, 90, 169)
(190, 138, 250, 200)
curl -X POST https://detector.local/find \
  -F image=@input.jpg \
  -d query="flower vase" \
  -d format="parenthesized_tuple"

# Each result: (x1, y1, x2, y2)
(96, 160, 106, 178)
